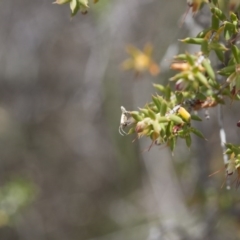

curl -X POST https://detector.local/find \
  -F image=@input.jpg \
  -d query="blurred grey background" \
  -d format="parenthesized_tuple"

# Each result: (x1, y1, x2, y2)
(0, 0, 240, 240)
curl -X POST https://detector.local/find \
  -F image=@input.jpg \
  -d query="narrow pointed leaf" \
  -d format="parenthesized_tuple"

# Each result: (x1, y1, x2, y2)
(191, 114, 202, 121)
(212, 14, 219, 30)
(185, 134, 192, 148)
(235, 73, 240, 93)
(130, 111, 143, 122)
(148, 108, 156, 120)
(153, 84, 165, 93)
(152, 96, 161, 111)
(160, 100, 168, 116)
(165, 85, 171, 101)
(191, 127, 206, 139)
(211, 7, 226, 21)
(218, 65, 235, 76)
(139, 108, 149, 117)
(196, 72, 209, 87)
(169, 137, 176, 152)
(168, 114, 184, 124)
(231, 45, 240, 64)
(158, 116, 168, 123)
(70, 0, 79, 16)
(202, 59, 215, 80)
(180, 38, 206, 45)
(214, 49, 224, 62)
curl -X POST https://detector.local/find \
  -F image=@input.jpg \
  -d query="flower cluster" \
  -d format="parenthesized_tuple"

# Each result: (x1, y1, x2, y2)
(122, 44, 160, 77)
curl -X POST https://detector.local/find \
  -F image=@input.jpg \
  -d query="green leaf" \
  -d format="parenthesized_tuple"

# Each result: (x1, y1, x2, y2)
(185, 134, 192, 148)
(78, 0, 88, 7)
(225, 143, 232, 148)
(196, 28, 211, 38)
(166, 121, 173, 137)
(231, 45, 240, 64)
(170, 72, 187, 81)
(168, 114, 184, 124)
(148, 108, 156, 120)
(208, 78, 220, 89)
(202, 59, 215, 80)
(158, 116, 168, 123)
(196, 72, 209, 87)
(78, 0, 88, 13)
(201, 40, 209, 55)
(127, 128, 135, 134)
(160, 100, 168, 116)
(191, 114, 202, 121)
(224, 23, 235, 41)
(209, 42, 228, 51)
(191, 128, 206, 139)
(175, 92, 183, 103)
(230, 12, 238, 26)
(195, 92, 206, 100)
(185, 54, 195, 66)
(70, 0, 79, 16)
(130, 111, 143, 122)
(139, 108, 149, 117)
(214, 49, 224, 62)
(153, 84, 165, 93)
(211, 7, 226, 21)
(165, 85, 171, 101)
(152, 120, 161, 134)
(218, 65, 235, 76)
(180, 38, 206, 45)
(236, 73, 240, 93)
(169, 137, 176, 152)
(152, 96, 161, 112)
(212, 14, 219, 30)
(174, 54, 188, 61)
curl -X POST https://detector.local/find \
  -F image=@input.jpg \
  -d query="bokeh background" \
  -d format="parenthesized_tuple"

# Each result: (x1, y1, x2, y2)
(0, 0, 240, 239)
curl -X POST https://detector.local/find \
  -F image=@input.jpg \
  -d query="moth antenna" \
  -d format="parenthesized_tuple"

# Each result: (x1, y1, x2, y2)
(119, 126, 126, 136)
(119, 126, 123, 136)
(141, 140, 155, 154)
(147, 140, 155, 152)
(208, 167, 225, 177)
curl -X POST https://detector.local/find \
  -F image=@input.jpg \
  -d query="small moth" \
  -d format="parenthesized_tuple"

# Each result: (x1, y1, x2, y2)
(119, 106, 132, 136)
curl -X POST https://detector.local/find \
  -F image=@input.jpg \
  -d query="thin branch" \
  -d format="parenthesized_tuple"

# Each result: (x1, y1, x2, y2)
(217, 104, 230, 189)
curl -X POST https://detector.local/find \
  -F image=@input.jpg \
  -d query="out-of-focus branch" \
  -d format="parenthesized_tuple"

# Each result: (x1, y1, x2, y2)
(217, 105, 230, 189)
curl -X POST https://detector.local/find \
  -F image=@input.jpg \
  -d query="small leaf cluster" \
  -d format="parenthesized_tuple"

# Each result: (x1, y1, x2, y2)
(170, 52, 216, 90)
(121, 1, 240, 155)
(181, 7, 240, 62)
(218, 45, 240, 99)
(127, 84, 206, 151)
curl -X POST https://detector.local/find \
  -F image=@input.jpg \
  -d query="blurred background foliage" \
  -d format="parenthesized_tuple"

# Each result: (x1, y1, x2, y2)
(0, 0, 239, 240)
